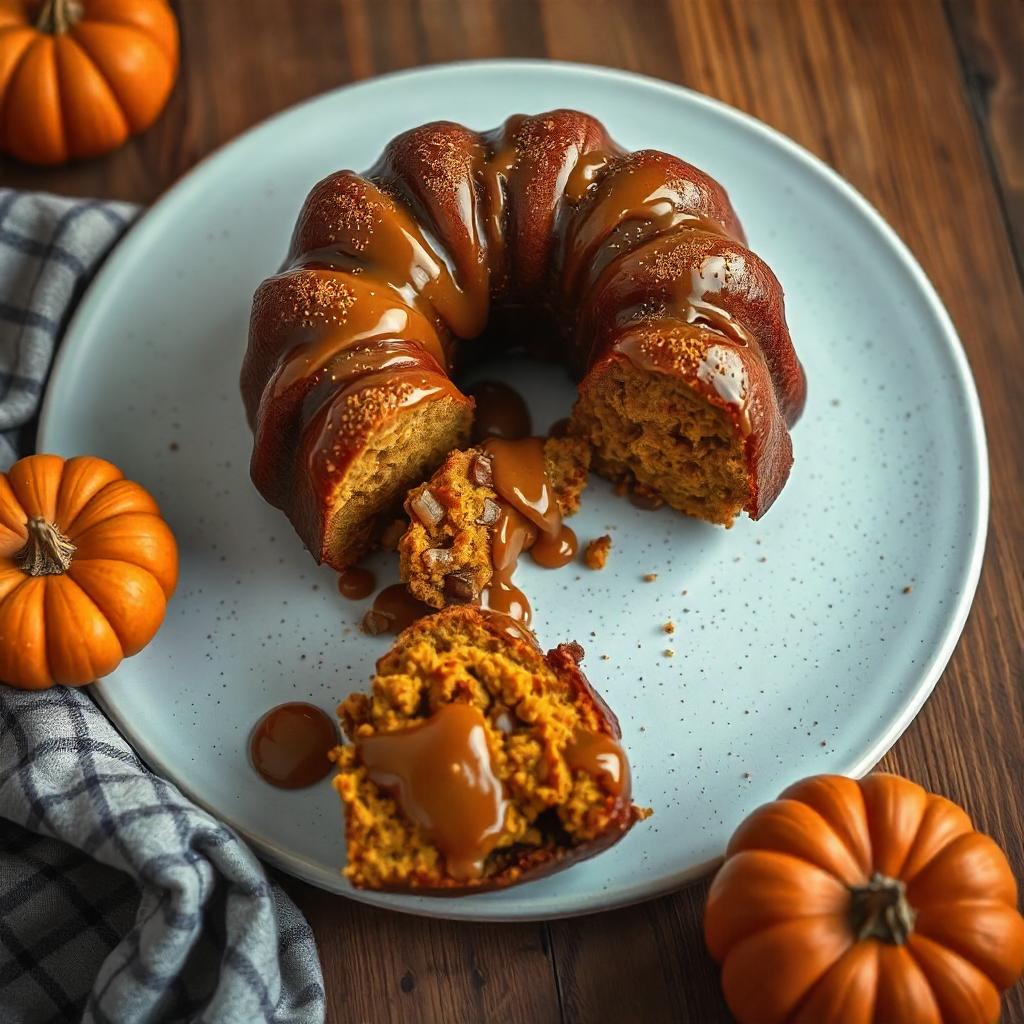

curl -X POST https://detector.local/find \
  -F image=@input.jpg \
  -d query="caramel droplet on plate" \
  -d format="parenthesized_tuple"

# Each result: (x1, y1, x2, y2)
(250, 703, 337, 788)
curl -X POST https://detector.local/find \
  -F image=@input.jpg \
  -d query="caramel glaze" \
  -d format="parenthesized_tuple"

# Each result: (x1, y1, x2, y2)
(357, 702, 508, 880)
(241, 110, 807, 568)
(364, 583, 433, 635)
(338, 566, 375, 600)
(477, 437, 578, 626)
(565, 729, 628, 797)
(250, 703, 337, 788)
(466, 380, 532, 442)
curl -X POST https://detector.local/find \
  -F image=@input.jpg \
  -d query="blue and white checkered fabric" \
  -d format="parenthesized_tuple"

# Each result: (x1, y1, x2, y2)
(0, 190, 325, 1024)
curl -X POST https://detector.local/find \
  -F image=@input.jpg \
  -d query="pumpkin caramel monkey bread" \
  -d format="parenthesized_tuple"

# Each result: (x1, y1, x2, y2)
(240, 109, 806, 569)
(332, 605, 647, 893)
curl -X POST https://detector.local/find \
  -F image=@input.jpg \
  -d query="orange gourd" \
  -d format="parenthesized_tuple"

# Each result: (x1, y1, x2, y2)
(0, 454, 177, 688)
(0, 0, 178, 165)
(705, 773, 1024, 1024)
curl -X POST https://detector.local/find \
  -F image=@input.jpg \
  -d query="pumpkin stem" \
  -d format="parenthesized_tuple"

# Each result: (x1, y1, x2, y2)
(35, 0, 82, 34)
(16, 516, 77, 576)
(849, 872, 917, 945)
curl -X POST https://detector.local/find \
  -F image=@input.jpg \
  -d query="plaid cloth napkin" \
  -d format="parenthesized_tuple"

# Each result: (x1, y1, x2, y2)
(0, 190, 326, 1024)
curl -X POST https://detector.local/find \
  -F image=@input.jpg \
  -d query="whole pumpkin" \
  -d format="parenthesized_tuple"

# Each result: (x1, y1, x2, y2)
(705, 773, 1024, 1024)
(0, 0, 179, 165)
(0, 454, 177, 688)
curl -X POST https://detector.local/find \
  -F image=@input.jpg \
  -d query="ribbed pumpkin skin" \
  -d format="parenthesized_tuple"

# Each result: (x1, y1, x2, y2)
(0, 0, 178, 165)
(0, 454, 177, 689)
(705, 773, 1024, 1024)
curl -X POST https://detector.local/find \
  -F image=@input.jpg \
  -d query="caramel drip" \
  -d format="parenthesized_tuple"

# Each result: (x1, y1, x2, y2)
(562, 159, 733, 306)
(338, 566, 375, 600)
(249, 703, 337, 789)
(475, 117, 525, 282)
(467, 380, 532, 442)
(482, 503, 536, 626)
(668, 254, 755, 348)
(357, 702, 509, 880)
(476, 437, 580, 623)
(563, 149, 616, 203)
(565, 729, 628, 797)
(483, 437, 559, 536)
(365, 583, 433, 634)
(299, 340, 440, 424)
(530, 524, 577, 568)
(297, 176, 483, 340)
(268, 273, 448, 401)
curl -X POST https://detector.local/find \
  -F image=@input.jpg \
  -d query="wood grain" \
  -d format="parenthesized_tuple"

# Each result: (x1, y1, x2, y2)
(943, 0, 1024, 269)
(3, 1, 1022, 1021)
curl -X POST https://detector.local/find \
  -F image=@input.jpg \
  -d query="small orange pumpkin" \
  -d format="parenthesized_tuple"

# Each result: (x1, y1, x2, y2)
(0, 0, 179, 165)
(705, 773, 1024, 1024)
(0, 454, 177, 689)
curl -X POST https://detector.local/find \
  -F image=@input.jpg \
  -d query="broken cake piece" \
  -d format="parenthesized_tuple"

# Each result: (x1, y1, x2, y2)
(332, 605, 646, 893)
(398, 436, 590, 615)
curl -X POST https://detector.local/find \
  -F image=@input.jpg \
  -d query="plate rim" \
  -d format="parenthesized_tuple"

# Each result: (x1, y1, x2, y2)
(38, 58, 990, 922)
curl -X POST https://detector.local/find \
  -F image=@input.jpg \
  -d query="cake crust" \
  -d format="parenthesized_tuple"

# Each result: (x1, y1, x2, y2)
(241, 110, 806, 566)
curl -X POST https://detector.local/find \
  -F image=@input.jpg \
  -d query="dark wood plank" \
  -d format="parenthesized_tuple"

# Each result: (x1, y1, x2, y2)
(2, 2, 1022, 1022)
(281, 876, 561, 1024)
(943, 0, 1024, 269)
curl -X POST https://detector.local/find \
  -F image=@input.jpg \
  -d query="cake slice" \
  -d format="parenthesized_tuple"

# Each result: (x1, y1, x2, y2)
(398, 436, 590, 610)
(332, 606, 646, 893)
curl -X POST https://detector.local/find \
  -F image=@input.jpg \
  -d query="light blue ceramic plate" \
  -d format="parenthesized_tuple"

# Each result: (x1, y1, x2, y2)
(39, 61, 987, 921)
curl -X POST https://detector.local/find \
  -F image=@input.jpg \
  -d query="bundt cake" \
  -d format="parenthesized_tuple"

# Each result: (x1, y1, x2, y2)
(241, 110, 805, 569)
(332, 605, 645, 893)
(399, 435, 589, 617)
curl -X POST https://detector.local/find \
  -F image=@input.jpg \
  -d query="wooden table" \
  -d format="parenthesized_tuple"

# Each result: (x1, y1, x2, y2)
(5, 1, 1021, 1020)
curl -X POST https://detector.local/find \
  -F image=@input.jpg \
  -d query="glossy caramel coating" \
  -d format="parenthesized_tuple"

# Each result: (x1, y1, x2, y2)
(241, 110, 806, 565)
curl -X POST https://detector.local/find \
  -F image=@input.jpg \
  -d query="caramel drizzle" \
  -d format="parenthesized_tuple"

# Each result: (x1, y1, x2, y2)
(477, 437, 578, 626)
(565, 728, 628, 797)
(561, 157, 736, 310)
(362, 583, 433, 635)
(338, 566, 375, 600)
(270, 112, 762, 496)
(357, 702, 509, 880)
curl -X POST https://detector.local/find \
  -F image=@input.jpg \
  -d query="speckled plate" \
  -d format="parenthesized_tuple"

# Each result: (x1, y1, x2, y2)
(38, 60, 987, 921)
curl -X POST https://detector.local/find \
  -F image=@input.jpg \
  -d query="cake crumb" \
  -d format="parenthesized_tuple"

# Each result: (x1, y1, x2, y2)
(600, 654, 610, 660)
(662, 621, 675, 634)
(663, 648, 674, 658)
(902, 585, 913, 594)
(584, 535, 612, 570)
(360, 610, 391, 635)
(643, 573, 658, 582)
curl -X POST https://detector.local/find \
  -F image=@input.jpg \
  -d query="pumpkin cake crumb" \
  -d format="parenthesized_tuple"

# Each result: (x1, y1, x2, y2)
(662, 621, 675, 634)
(333, 606, 648, 893)
(584, 535, 612, 570)
(400, 438, 590, 608)
(643, 573, 658, 582)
